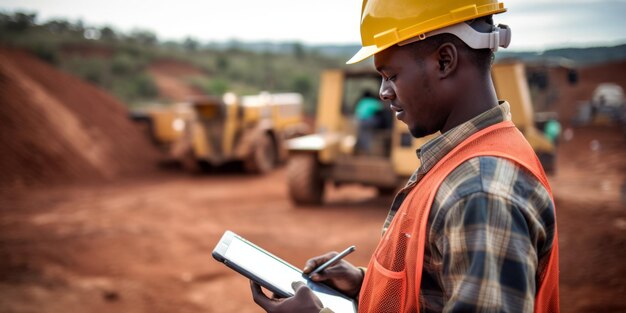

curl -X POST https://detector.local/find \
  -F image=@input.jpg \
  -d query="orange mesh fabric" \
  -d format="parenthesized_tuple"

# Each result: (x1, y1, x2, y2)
(358, 121, 559, 313)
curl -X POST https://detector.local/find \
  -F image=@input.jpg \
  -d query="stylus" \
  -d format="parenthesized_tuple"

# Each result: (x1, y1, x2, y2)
(308, 245, 356, 278)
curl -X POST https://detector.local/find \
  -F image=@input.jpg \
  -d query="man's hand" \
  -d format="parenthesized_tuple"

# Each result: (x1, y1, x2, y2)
(303, 251, 364, 298)
(250, 281, 323, 313)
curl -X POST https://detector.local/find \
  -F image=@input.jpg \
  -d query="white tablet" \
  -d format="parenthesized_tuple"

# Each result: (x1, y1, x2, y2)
(212, 230, 357, 313)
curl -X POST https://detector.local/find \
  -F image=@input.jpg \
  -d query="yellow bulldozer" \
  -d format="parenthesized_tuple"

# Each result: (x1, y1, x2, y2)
(286, 60, 557, 205)
(132, 92, 307, 174)
(169, 92, 308, 173)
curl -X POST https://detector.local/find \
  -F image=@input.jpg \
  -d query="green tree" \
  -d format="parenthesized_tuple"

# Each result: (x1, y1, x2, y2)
(216, 55, 229, 71)
(44, 19, 72, 33)
(2, 12, 37, 31)
(129, 29, 157, 45)
(100, 26, 117, 41)
(291, 75, 312, 97)
(209, 79, 229, 95)
(111, 53, 137, 75)
(183, 37, 199, 51)
(292, 42, 305, 59)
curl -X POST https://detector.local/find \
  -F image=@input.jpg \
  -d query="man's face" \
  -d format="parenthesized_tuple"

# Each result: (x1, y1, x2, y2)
(374, 44, 447, 138)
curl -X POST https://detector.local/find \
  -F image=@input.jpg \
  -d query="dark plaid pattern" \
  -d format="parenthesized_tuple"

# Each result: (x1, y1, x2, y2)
(382, 103, 556, 312)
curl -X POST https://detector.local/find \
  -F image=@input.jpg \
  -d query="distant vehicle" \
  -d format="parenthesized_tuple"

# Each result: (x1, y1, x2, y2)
(169, 92, 308, 174)
(592, 83, 625, 108)
(574, 83, 625, 126)
(286, 61, 557, 205)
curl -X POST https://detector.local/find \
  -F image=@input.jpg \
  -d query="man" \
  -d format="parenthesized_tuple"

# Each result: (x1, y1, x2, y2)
(355, 90, 384, 154)
(251, 1, 559, 312)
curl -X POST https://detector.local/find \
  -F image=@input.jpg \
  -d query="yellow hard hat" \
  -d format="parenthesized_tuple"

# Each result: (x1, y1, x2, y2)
(347, 0, 507, 64)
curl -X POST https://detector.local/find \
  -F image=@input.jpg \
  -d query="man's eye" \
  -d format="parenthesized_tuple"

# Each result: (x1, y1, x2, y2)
(380, 73, 396, 83)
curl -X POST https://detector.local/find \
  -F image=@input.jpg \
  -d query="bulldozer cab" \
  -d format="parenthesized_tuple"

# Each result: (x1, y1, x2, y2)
(334, 70, 392, 156)
(188, 96, 229, 162)
(307, 69, 432, 176)
(167, 96, 232, 169)
(287, 69, 433, 204)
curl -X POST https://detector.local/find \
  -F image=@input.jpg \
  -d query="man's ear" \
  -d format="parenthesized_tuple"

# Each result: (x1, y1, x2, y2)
(436, 42, 457, 78)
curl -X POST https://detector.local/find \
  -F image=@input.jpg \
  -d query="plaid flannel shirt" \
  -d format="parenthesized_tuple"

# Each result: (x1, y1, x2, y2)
(380, 102, 556, 313)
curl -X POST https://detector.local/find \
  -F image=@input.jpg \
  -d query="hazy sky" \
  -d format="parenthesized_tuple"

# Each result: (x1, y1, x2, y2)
(1, 0, 625, 51)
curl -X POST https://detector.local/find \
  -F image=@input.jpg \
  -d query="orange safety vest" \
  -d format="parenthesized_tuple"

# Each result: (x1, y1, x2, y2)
(358, 121, 559, 313)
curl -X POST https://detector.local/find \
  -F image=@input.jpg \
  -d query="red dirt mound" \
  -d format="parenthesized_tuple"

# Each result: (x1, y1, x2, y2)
(148, 59, 206, 102)
(149, 59, 204, 77)
(0, 47, 160, 188)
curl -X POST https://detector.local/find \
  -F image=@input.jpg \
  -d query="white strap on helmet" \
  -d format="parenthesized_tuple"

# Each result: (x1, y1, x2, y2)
(398, 22, 511, 52)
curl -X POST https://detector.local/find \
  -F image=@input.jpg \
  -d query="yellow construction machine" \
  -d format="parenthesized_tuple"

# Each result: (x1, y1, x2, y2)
(492, 60, 558, 174)
(129, 104, 190, 150)
(170, 92, 308, 173)
(286, 61, 556, 205)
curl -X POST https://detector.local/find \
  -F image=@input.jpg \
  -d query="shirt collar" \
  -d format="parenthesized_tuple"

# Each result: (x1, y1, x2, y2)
(408, 101, 512, 185)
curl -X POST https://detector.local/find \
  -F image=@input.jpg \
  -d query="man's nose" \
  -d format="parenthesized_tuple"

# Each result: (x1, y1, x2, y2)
(379, 82, 395, 101)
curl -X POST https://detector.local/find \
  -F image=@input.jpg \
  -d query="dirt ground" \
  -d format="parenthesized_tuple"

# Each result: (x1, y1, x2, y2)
(1, 122, 625, 313)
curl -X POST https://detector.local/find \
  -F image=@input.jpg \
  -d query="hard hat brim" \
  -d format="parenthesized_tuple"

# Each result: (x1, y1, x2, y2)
(346, 44, 389, 65)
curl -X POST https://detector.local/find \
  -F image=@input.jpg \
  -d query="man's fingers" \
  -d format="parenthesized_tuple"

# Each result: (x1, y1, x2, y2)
(291, 281, 306, 292)
(303, 251, 338, 273)
(292, 281, 324, 308)
(250, 281, 273, 307)
(303, 260, 317, 273)
(309, 261, 346, 281)
(292, 281, 315, 299)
